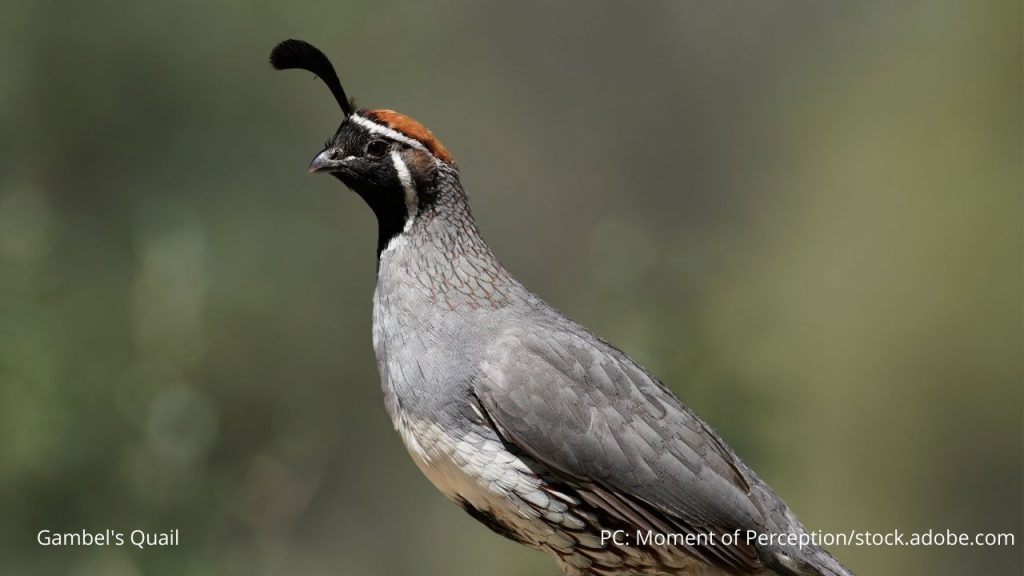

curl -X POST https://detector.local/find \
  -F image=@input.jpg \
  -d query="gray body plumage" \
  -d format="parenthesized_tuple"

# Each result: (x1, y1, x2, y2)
(371, 165, 851, 576)
(268, 36, 851, 576)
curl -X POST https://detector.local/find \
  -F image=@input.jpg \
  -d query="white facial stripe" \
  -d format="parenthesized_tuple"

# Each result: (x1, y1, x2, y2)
(390, 150, 418, 232)
(351, 114, 428, 152)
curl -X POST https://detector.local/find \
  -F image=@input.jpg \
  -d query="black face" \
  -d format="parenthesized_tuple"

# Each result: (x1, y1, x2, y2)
(309, 118, 429, 256)
(310, 120, 402, 192)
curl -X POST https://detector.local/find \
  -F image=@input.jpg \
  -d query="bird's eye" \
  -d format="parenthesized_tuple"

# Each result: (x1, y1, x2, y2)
(366, 140, 389, 158)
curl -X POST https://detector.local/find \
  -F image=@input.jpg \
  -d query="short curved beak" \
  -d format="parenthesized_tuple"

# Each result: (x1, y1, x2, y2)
(308, 147, 346, 174)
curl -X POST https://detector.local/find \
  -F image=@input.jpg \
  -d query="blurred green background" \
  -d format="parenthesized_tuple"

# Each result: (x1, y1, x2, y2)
(1, 1, 1020, 575)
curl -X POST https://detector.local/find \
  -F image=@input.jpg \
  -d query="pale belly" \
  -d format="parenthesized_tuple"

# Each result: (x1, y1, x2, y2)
(393, 411, 587, 547)
(390, 411, 725, 576)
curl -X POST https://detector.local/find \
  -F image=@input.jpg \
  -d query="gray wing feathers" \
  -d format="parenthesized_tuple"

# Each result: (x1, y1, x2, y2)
(473, 327, 769, 571)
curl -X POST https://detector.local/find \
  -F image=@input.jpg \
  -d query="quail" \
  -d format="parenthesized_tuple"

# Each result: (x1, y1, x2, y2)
(270, 39, 853, 576)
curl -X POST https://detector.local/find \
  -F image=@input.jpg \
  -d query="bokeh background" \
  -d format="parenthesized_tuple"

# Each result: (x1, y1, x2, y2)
(1, 1, 1020, 575)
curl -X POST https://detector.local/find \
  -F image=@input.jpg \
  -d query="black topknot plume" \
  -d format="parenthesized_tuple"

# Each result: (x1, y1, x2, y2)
(270, 39, 354, 117)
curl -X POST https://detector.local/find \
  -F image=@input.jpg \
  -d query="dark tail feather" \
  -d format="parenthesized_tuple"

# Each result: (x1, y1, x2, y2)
(766, 546, 854, 576)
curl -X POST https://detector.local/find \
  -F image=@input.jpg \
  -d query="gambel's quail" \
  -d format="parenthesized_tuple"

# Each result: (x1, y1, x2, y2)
(270, 39, 853, 576)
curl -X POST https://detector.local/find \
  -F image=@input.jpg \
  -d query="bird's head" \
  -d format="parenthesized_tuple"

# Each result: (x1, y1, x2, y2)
(270, 39, 456, 252)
